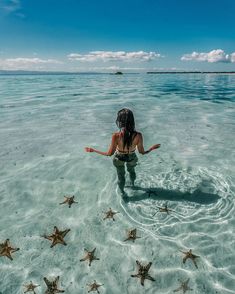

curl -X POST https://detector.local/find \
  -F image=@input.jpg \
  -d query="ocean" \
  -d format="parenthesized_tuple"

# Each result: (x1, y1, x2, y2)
(0, 73, 235, 293)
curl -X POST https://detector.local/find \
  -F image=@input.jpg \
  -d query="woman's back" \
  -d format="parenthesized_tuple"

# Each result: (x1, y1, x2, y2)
(115, 131, 140, 153)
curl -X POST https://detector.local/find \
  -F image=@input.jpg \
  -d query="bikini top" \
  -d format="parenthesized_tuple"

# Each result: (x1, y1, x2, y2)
(116, 130, 137, 154)
(116, 147, 136, 154)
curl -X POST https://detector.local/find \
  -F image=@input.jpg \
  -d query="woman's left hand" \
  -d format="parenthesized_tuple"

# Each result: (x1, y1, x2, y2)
(150, 144, 161, 151)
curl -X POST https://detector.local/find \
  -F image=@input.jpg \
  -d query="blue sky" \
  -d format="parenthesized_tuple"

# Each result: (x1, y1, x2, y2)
(0, 0, 235, 71)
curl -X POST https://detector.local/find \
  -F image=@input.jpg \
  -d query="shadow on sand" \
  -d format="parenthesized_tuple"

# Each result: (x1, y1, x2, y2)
(124, 186, 220, 205)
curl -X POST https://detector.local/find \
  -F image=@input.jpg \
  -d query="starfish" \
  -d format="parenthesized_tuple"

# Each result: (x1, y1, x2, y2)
(180, 249, 200, 268)
(43, 226, 70, 248)
(23, 281, 39, 294)
(103, 208, 119, 221)
(153, 202, 172, 216)
(43, 276, 64, 294)
(80, 248, 100, 266)
(124, 228, 140, 242)
(87, 280, 103, 293)
(131, 260, 155, 286)
(0, 239, 20, 260)
(59, 195, 78, 208)
(173, 278, 193, 293)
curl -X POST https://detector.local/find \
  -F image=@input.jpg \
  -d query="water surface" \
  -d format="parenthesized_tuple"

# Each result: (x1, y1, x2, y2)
(0, 73, 235, 293)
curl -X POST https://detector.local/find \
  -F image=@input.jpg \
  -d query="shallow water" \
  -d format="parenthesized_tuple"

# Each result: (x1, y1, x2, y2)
(0, 73, 235, 293)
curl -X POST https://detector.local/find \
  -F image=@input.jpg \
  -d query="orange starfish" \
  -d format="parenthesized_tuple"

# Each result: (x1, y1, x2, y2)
(43, 276, 64, 293)
(87, 280, 103, 293)
(59, 195, 78, 208)
(173, 278, 193, 293)
(23, 281, 39, 293)
(0, 239, 19, 260)
(124, 229, 140, 242)
(43, 226, 70, 248)
(131, 260, 155, 286)
(103, 208, 119, 221)
(180, 249, 200, 268)
(80, 248, 100, 266)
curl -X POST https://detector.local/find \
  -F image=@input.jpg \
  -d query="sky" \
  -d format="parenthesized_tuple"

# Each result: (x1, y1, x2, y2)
(0, 0, 235, 72)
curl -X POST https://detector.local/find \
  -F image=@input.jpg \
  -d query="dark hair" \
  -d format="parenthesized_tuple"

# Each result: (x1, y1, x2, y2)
(116, 108, 137, 150)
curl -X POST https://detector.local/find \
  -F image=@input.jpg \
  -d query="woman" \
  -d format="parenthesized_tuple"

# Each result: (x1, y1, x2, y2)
(85, 108, 160, 193)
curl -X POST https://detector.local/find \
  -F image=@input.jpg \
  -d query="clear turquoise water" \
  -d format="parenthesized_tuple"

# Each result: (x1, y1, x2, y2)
(0, 73, 235, 293)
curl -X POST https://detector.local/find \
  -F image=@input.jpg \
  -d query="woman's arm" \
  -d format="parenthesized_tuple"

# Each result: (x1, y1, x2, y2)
(137, 133, 160, 155)
(85, 133, 117, 156)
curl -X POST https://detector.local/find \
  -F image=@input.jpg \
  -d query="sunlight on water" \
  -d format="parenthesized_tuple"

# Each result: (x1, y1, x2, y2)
(0, 73, 235, 293)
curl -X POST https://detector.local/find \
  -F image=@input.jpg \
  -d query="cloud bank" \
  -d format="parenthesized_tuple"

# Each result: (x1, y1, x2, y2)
(67, 51, 161, 62)
(0, 57, 62, 70)
(181, 49, 235, 63)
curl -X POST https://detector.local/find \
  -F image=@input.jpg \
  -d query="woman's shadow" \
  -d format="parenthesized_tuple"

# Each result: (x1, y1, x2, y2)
(125, 183, 220, 205)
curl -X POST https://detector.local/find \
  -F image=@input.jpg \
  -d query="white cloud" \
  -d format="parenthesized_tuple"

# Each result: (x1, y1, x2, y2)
(181, 49, 235, 63)
(0, 57, 63, 70)
(67, 51, 162, 62)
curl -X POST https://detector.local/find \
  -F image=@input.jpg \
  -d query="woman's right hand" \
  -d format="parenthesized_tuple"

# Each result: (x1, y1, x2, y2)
(85, 147, 94, 152)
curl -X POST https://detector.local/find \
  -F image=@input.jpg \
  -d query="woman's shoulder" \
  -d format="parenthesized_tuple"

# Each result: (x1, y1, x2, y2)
(135, 131, 142, 137)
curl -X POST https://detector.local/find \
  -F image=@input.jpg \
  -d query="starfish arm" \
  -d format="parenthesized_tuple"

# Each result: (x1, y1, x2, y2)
(136, 260, 141, 268)
(94, 257, 100, 261)
(11, 247, 20, 253)
(59, 201, 67, 205)
(140, 276, 145, 286)
(180, 250, 187, 254)
(192, 259, 198, 268)
(183, 256, 187, 264)
(124, 238, 129, 242)
(50, 240, 57, 248)
(56, 290, 65, 293)
(91, 248, 96, 253)
(57, 238, 67, 246)
(43, 278, 50, 287)
(5, 239, 10, 246)
(54, 226, 59, 233)
(80, 256, 88, 262)
(55, 276, 60, 284)
(131, 274, 138, 278)
(146, 275, 155, 281)
(6, 253, 13, 260)
(145, 262, 152, 271)
(43, 235, 52, 241)
(112, 217, 115, 221)
(61, 229, 70, 237)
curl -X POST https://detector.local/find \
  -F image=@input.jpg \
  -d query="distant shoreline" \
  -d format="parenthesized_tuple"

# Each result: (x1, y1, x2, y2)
(147, 71, 235, 74)
(0, 70, 235, 75)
